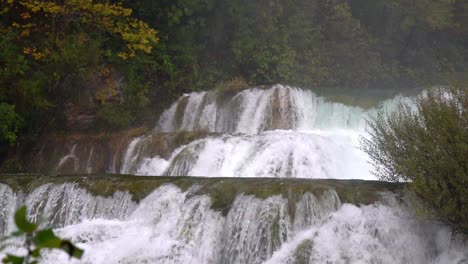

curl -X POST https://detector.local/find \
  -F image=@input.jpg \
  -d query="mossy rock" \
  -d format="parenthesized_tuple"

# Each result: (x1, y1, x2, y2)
(215, 77, 250, 95)
(0, 175, 403, 216)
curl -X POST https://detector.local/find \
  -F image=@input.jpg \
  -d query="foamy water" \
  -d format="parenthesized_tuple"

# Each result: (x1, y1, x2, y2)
(0, 183, 465, 263)
(120, 85, 415, 178)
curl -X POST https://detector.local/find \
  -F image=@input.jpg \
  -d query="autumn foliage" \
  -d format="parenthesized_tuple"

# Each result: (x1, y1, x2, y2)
(0, 0, 159, 152)
(1, 0, 157, 59)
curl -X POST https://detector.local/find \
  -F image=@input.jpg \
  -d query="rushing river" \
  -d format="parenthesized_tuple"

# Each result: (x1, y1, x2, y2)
(1, 85, 466, 263)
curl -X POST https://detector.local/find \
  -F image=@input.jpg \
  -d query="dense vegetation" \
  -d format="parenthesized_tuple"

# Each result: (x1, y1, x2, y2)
(362, 87, 467, 235)
(1, 0, 467, 166)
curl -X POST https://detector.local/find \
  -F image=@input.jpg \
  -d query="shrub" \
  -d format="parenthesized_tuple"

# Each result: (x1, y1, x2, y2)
(361, 87, 468, 235)
(216, 76, 250, 94)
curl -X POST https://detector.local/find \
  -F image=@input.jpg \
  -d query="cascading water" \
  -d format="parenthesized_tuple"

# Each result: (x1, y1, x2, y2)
(121, 85, 414, 178)
(0, 183, 135, 235)
(0, 182, 466, 263)
(156, 85, 371, 133)
(3, 85, 463, 264)
(155, 130, 371, 178)
(0, 185, 17, 236)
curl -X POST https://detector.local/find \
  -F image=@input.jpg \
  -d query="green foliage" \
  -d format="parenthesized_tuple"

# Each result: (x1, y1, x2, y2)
(0, 0, 159, 160)
(362, 86, 468, 234)
(126, 0, 466, 94)
(13, 207, 37, 234)
(1, 206, 83, 264)
(0, 104, 22, 145)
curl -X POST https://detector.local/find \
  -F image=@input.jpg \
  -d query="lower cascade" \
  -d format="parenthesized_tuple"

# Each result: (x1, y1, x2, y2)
(0, 178, 466, 264)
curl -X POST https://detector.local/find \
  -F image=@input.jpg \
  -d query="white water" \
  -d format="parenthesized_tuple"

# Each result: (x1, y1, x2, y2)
(156, 85, 395, 133)
(0, 184, 17, 236)
(0, 183, 466, 263)
(120, 85, 415, 178)
(56, 144, 79, 173)
(47, 84, 416, 178)
(155, 85, 415, 133)
(145, 130, 372, 179)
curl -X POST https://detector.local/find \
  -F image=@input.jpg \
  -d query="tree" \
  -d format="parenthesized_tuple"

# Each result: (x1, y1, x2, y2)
(361, 86, 468, 234)
(1, 0, 157, 59)
(0, 0, 159, 147)
(1, 206, 83, 264)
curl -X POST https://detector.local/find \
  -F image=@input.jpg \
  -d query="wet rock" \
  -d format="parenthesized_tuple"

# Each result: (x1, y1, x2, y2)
(64, 104, 98, 131)
(22, 129, 213, 175)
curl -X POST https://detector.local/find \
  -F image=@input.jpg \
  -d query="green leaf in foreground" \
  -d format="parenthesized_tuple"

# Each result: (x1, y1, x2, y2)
(34, 229, 84, 259)
(1, 206, 85, 263)
(2, 254, 24, 264)
(60, 241, 84, 259)
(34, 230, 62, 248)
(14, 206, 36, 234)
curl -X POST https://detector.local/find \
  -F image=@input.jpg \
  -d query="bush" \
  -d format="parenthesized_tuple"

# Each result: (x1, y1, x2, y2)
(361, 87, 468, 234)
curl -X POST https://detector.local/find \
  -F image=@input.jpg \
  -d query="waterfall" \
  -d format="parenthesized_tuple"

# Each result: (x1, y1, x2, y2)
(156, 131, 371, 178)
(45, 85, 417, 177)
(24, 183, 136, 229)
(56, 144, 79, 173)
(155, 85, 413, 133)
(119, 85, 415, 178)
(0, 182, 466, 263)
(0, 185, 17, 236)
(0, 183, 136, 235)
(155, 86, 339, 133)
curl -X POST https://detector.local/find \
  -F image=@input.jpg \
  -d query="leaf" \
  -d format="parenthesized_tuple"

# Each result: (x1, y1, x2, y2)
(2, 255, 24, 264)
(60, 240, 84, 259)
(31, 248, 40, 258)
(33, 229, 62, 248)
(14, 206, 36, 233)
(33, 230, 84, 259)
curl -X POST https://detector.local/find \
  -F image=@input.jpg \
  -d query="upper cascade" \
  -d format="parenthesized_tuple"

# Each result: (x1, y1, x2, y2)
(31, 85, 419, 178)
(155, 84, 413, 134)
